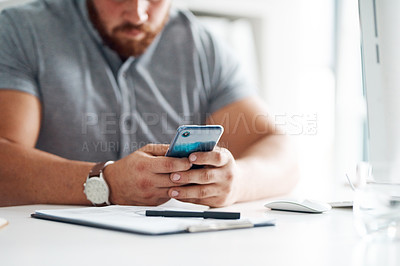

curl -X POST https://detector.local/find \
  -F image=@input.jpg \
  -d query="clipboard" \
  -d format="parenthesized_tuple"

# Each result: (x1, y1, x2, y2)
(31, 205, 275, 235)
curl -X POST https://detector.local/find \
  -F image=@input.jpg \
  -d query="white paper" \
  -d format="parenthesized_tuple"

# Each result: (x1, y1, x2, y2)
(35, 205, 199, 234)
(34, 200, 274, 235)
(158, 199, 209, 211)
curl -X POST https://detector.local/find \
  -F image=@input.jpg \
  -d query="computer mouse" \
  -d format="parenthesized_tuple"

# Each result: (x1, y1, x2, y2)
(264, 199, 332, 213)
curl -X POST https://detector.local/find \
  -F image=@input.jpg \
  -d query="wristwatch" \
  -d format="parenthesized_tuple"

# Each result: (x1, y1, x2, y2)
(83, 161, 114, 205)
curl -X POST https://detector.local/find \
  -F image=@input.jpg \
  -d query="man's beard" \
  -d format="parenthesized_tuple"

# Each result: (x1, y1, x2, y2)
(87, 0, 169, 59)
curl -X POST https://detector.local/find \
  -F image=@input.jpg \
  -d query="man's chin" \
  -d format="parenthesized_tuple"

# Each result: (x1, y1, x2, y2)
(110, 39, 151, 58)
(88, 0, 170, 58)
(118, 30, 146, 41)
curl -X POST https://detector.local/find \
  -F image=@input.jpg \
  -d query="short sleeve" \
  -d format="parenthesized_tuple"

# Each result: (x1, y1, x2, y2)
(199, 26, 258, 115)
(0, 10, 39, 97)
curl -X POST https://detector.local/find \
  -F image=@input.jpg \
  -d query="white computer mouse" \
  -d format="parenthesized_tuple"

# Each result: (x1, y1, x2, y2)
(264, 199, 332, 213)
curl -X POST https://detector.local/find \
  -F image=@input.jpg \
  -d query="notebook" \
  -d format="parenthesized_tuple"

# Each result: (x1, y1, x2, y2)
(31, 200, 275, 235)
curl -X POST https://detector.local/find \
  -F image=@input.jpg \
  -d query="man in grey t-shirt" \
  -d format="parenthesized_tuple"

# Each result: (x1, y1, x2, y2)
(0, 0, 298, 207)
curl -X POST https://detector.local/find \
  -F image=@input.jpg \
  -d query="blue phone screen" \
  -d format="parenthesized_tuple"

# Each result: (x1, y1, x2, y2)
(168, 141, 217, 158)
(166, 125, 223, 158)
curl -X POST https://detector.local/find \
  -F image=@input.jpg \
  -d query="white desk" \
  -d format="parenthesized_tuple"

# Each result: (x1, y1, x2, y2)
(0, 200, 398, 266)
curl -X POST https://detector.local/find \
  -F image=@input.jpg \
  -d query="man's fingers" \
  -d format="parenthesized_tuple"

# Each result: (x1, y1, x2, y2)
(136, 144, 192, 173)
(170, 168, 224, 184)
(188, 147, 231, 167)
(177, 197, 220, 207)
(139, 187, 171, 202)
(141, 143, 170, 156)
(168, 184, 219, 199)
(149, 156, 192, 173)
(142, 174, 183, 188)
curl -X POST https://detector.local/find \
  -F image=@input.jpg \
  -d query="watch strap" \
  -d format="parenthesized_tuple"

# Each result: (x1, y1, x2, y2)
(88, 161, 114, 178)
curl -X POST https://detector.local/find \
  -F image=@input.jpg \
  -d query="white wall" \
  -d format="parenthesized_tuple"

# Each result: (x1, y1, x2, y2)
(175, 0, 339, 200)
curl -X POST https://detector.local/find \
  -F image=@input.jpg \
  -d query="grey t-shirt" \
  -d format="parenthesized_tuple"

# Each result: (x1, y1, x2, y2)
(0, 0, 256, 162)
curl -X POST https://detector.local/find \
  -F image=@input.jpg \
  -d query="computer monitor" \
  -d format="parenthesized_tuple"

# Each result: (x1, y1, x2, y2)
(359, 0, 400, 182)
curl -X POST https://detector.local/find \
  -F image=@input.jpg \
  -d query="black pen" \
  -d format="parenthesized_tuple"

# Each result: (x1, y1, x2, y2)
(145, 210, 240, 220)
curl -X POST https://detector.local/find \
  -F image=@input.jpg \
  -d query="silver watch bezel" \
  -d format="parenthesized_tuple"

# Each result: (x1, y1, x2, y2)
(84, 161, 114, 205)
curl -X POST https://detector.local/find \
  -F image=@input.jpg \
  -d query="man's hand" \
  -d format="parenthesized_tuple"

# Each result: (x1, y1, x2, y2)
(104, 144, 192, 206)
(167, 147, 241, 207)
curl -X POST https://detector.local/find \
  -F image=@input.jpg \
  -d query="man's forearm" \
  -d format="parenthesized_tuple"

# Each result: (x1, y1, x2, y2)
(234, 135, 299, 202)
(0, 139, 95, 206)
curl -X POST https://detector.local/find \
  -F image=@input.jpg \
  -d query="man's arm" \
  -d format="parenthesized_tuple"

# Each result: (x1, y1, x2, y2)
(0, 90, 191, 207)
(210, 97, 299, 202)
(167, 97, 299, 206)
(0, 90, 95, 206)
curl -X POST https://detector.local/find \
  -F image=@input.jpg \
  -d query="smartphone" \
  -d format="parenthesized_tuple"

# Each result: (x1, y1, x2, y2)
(165, 125, 224, 158)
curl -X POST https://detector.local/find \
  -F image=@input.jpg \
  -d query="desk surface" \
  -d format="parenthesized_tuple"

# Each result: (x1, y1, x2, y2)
(0, 200, 398, 266)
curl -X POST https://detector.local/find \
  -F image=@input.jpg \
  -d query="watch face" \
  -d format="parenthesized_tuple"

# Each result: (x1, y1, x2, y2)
(84, 177, 109, 205)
